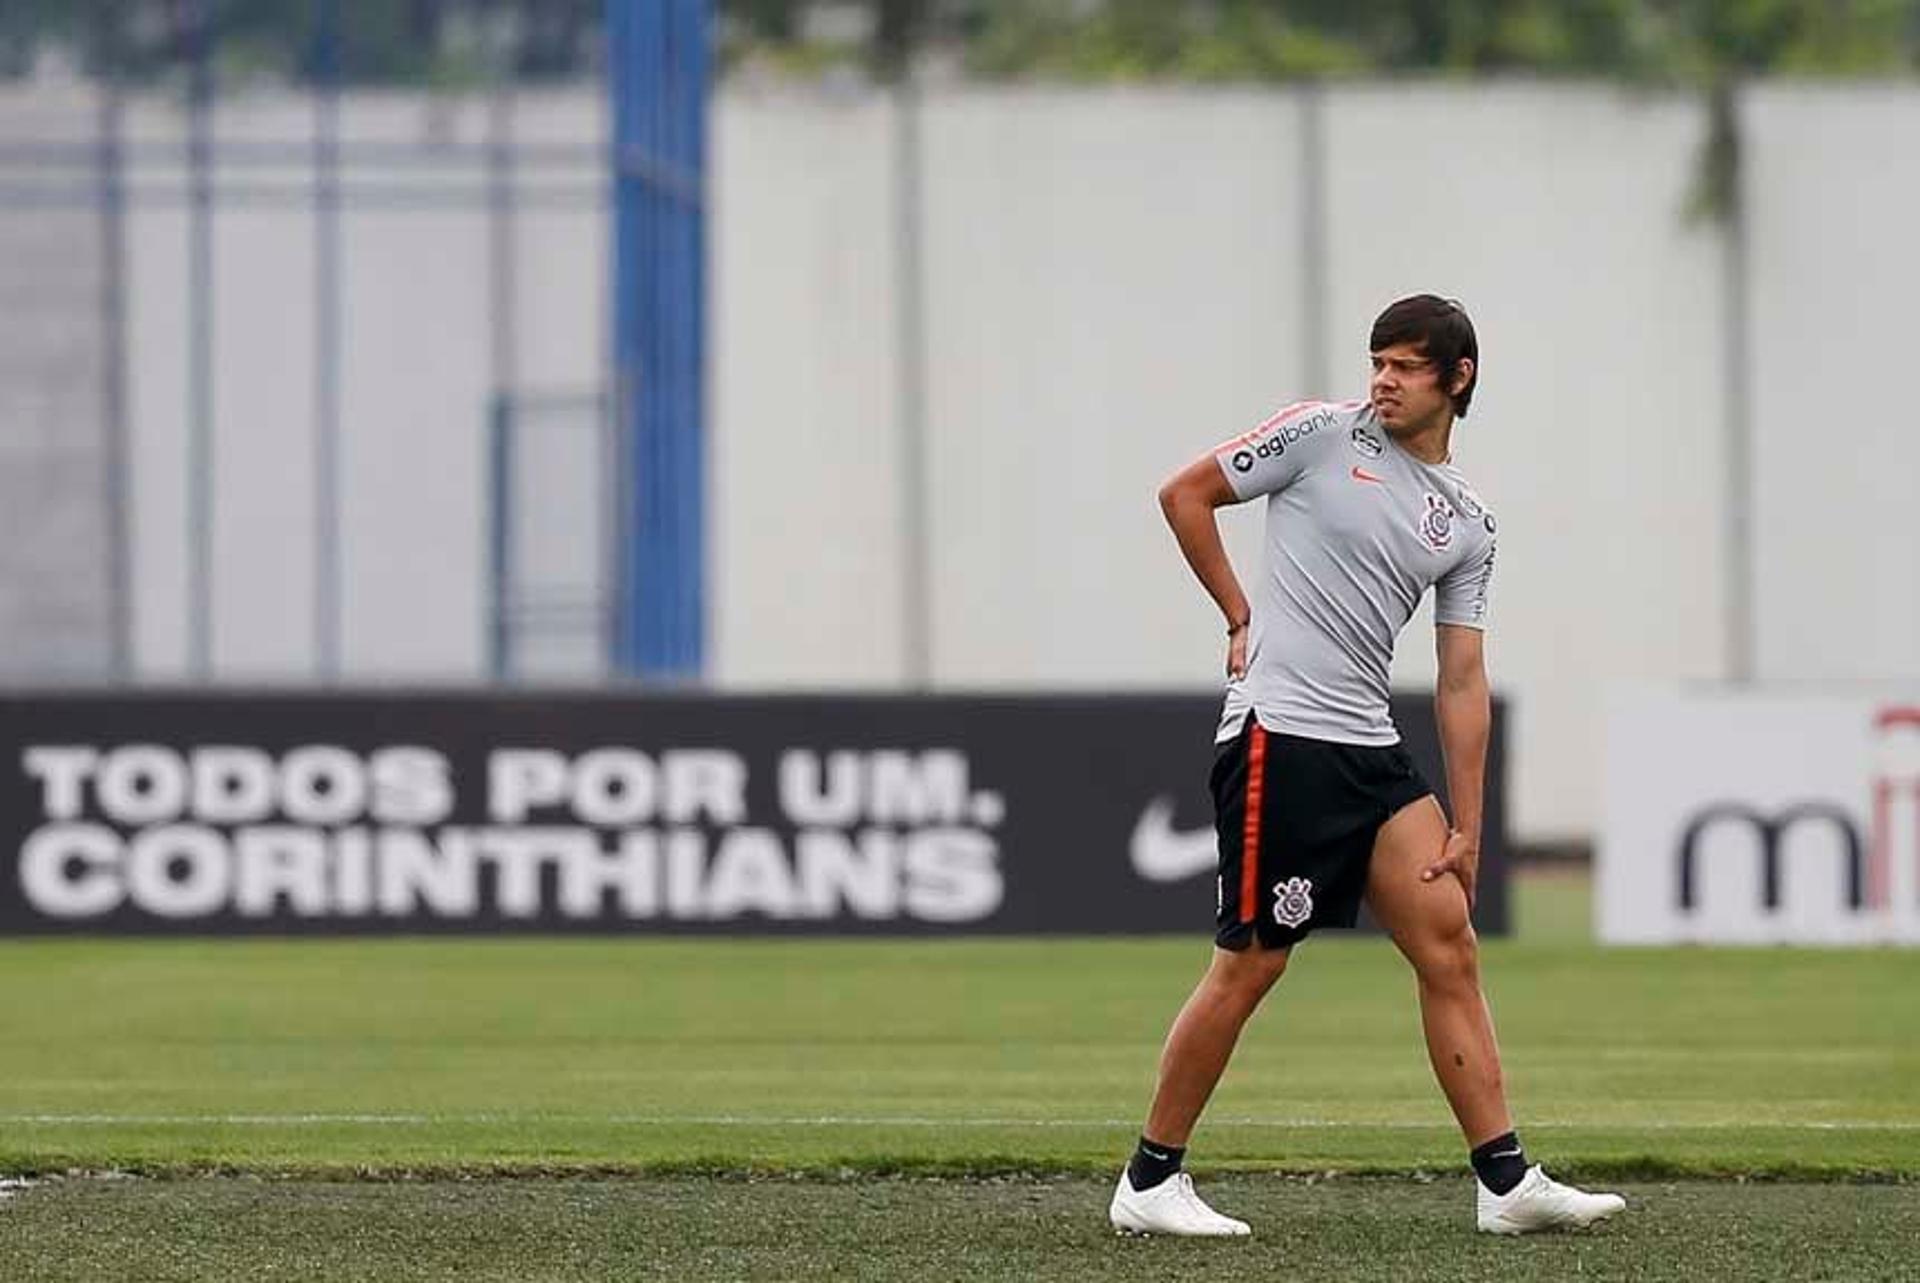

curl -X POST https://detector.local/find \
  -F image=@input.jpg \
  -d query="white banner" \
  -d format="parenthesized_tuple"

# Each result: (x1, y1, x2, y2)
(1601, 691, 1920, 944)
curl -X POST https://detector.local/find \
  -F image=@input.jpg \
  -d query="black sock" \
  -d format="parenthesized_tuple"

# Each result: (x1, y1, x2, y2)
(1127, 1136, 1186, 1191)
(1470, 1131, 1529, 1196)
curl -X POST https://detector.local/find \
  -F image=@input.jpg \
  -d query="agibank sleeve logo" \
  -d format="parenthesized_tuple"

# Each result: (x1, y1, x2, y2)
(1246, 402, 1339, 460)
(1215, 401, 1343, 497)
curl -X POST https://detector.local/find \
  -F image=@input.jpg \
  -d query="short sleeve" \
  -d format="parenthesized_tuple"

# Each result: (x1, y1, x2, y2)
(1435, 533, 1496, 630)
(1211, 401, 1345, 501)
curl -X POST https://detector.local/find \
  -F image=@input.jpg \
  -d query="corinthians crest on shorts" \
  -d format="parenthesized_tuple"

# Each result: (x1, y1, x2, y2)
(1272, 877, 1314, 928)
(1209, 721, 1431, 950)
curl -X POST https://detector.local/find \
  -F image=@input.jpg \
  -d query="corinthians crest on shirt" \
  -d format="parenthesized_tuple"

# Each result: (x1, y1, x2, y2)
(1417, 492, 1456, 553)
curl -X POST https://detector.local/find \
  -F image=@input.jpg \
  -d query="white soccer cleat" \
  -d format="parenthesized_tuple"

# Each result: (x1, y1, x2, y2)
(1476, 1165, 1626, 1235)
(1109, 1170, 1252, 1238)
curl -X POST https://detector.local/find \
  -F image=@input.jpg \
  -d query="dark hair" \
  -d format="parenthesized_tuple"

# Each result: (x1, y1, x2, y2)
(1370, 294, 1478, 417)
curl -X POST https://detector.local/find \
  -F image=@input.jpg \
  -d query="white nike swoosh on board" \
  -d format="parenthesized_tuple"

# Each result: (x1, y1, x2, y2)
(1129, 796, 1217, 882)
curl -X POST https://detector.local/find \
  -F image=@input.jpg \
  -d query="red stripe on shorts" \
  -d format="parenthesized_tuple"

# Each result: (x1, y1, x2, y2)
(1239, 723, 1267, 924)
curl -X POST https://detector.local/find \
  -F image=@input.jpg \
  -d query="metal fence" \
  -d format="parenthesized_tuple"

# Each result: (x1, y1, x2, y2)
(0, 1, 707, 685)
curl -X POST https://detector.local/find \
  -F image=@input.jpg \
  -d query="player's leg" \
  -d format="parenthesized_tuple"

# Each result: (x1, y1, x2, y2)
(1365, 794, 1624, 1233)
(1111, 720, 1282, 1238)
(1363, 795, 1511, 1144)
(1142, 939, 1290, 1148)
(1110, 940, 1283, 1237)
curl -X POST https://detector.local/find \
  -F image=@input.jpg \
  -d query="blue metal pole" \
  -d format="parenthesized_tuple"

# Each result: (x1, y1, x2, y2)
(676, 1, 709, 674)
(641, 4, 666, 673)
(608, 0, 707, 680)
(608, 0, 637, 670)
(606, 0, 636, 671)
(643, 5, 662, 677)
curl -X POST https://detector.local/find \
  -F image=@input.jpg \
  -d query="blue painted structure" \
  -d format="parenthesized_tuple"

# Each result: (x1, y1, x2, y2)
(607, 0, 710, 680)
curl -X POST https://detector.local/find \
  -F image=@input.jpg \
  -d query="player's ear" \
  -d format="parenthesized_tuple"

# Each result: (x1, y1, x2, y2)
(1448, 357, 1476, 398)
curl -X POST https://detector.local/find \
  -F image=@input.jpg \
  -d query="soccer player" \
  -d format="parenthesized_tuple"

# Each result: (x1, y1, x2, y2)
(1109, 295, 1625, 1237)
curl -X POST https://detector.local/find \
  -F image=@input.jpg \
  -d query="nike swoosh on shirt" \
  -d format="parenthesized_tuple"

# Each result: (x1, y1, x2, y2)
(1351, 465, 1385, 484)
(1129, 797, 1217, 882)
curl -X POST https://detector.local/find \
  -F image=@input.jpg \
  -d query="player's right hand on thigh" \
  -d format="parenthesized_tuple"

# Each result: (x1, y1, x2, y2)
(1420, 829, 1479, 908)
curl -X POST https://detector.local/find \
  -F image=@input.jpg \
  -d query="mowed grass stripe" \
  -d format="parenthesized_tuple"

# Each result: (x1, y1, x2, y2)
(0, 905, 1914, 1177)
(3, 1177, 1919, 1283)
(5, 1114, 1919, 1130)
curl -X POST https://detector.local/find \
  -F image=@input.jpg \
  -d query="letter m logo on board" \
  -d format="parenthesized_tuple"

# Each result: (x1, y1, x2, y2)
(1676, 803, 1863, 913)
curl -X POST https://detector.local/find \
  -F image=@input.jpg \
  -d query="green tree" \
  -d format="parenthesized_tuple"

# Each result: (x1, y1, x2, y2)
(5, 1, 1918, 84)
(955, 0, 1920, 80)
(0, 0, 598, 86)
(0, 0, 86, 77)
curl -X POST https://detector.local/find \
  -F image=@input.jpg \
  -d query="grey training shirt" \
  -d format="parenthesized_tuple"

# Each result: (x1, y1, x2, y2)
(1211, 399, 1496, 746)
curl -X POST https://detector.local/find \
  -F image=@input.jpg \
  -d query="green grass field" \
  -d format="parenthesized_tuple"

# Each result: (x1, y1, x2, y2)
(1, 872, 1916, 1279)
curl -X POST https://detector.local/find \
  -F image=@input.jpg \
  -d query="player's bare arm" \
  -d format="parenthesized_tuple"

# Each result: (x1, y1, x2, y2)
(1157, 456, 1251, 679)
(1424, 622, 1490, 907)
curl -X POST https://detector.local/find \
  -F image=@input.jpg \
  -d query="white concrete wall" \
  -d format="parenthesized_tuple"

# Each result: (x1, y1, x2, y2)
(710, 88, 907, 687)
(917, 89, 1306, 688)
(36, 80, 1916, 843)
(1325, 84, 1729, 841)
(1743, 85, 1920, 685)
(712, 84, 1732, 840)
(0, 85, 114, 677)
(123, 90, 604, 682)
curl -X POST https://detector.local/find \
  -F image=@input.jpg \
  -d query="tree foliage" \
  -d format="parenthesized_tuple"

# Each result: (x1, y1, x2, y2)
(2, 1, 1916, 84)
(1, 0, 598, 86)
(938, 0, 1920, 82)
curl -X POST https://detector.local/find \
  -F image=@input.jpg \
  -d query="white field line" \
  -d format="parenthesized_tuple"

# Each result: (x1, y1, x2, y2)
(0, 1114, 1917, 1131)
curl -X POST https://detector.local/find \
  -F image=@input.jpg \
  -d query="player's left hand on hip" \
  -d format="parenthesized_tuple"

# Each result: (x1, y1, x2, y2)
(1421, 829, 1479, 907)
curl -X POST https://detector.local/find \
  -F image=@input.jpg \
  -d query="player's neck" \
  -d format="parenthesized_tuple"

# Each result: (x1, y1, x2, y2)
(1390, 414, 1454, 465)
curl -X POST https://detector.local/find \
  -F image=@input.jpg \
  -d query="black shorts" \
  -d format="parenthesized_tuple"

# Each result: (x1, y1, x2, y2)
(1210, 718, 1432, 951)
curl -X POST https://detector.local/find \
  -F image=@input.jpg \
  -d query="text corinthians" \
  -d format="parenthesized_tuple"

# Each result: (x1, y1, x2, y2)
(17, 745, 1006, 923)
